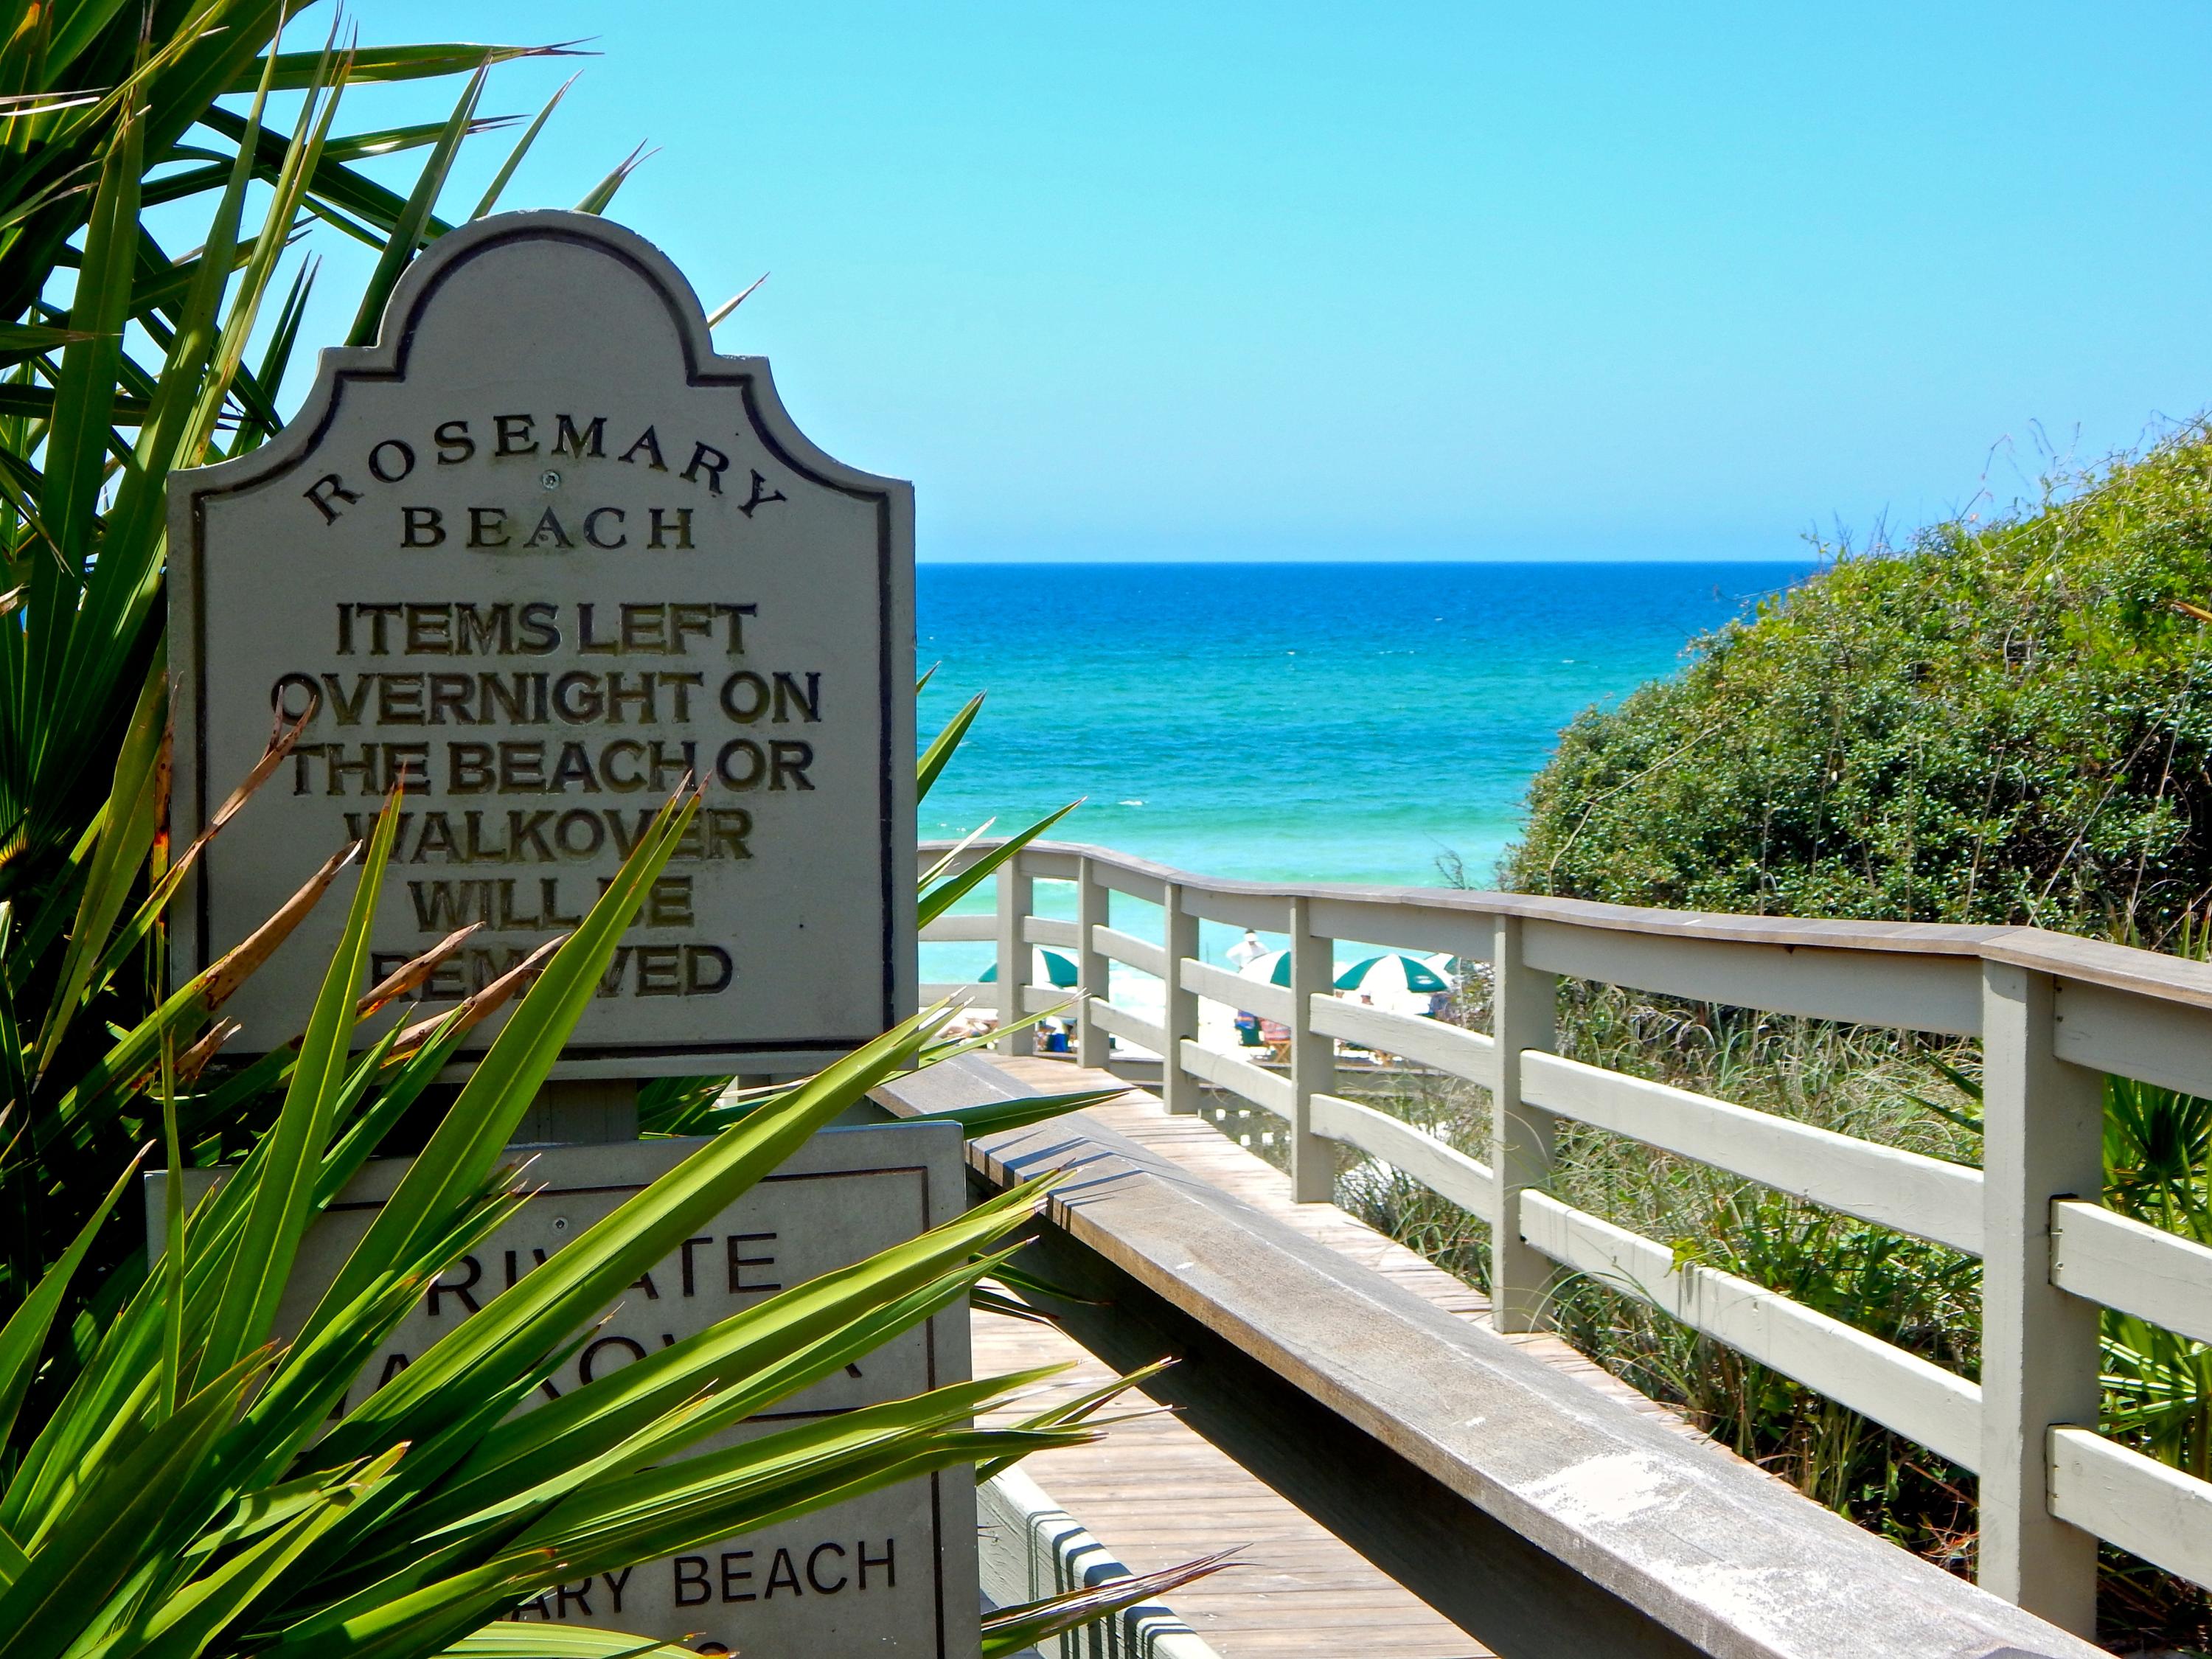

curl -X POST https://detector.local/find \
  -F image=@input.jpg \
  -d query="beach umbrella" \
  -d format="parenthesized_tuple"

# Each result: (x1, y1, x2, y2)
(1334, 953, 1453, 995)
(1237, 948, 1293, 987)
(981, 947, 1080, 988)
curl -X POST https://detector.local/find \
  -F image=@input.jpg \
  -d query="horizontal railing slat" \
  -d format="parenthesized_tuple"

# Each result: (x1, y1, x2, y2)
(1520, 1053, 1985, 1256)
(1091, 925, 1166, 978)
(1021, 916, 1080, 948)
(1088, 998, 1166, 1054)
(2050, 1200, 2212, 1346)
(1520, 923, 1984, 1037)
(1180, 958, 1293, 1024)
(2050, 979, 2212, 1101)
(1022, 849, 1081, 880)
(921, 981, 989, 1006)
(1311, 997, 1496, 1085)
(1310, 1092, 1493, 1213)
(1095, 865, 1169, 905)
(1178, 888, 1283, 932)
(1305, 897, 1493, 962)
(1178, 1040, 1293, 1119)
(2049, 1427, 2212, 1593)
(1520, 1192, 1983, 1470)
(920, 914, 995, 942)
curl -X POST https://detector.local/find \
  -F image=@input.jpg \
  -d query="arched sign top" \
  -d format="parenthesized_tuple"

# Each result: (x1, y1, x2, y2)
(203, 211, 905, 511)
(170, 212, 917, 1074)
(383, 213, 718, 381)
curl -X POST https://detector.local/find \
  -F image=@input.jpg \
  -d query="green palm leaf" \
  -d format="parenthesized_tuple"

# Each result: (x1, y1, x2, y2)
(224, 43, 587, 94)
(0, 7, 1172, 1653)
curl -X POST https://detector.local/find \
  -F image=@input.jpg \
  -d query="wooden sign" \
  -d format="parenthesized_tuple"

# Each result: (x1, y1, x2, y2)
(168, 212, 917, 1075)
(151, 1121, 979, 1658)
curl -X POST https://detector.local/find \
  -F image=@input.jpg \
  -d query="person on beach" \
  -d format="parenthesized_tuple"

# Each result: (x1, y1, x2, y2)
(1228, 928, 1265, 971)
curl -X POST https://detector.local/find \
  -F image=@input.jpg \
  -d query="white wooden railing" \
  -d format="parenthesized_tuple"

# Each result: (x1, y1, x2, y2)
(919, 837, 2212, 1640)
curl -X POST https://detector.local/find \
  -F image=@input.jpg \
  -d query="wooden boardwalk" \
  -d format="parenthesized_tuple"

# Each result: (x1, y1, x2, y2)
(971, 1056, 1727, 1659)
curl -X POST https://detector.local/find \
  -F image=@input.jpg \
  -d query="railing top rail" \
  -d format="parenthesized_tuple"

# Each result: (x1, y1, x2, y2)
(921, 836, 2212, 1018)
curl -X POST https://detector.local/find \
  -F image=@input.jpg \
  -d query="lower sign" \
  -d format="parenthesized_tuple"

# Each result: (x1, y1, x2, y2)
(150, 1121, 979, 1658)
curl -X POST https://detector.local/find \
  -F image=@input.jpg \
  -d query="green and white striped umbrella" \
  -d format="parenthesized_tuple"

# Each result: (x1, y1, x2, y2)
(1333, 953, 1453, 995)
(980, 947, 1080, 988)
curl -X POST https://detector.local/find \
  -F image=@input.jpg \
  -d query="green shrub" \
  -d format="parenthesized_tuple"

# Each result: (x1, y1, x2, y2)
(1505, 429, 2212, 942)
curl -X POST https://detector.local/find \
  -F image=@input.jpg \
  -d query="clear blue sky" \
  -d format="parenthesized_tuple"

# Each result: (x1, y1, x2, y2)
(322, 4, 2212, 561)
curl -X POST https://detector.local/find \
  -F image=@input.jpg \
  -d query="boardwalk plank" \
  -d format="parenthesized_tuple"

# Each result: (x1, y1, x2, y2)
(969, 1055, 1731, 1658)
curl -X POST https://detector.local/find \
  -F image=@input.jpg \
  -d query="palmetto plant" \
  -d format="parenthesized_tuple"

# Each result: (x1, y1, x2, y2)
(0, 790, 1115, 1658)
(0, 2, 611, 1313)
(0, 7, 1200, 1653)
(1, 0, 1079, 1292)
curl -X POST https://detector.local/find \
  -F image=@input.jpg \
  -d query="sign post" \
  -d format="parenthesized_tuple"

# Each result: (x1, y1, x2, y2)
(164, 214, 961, 1657)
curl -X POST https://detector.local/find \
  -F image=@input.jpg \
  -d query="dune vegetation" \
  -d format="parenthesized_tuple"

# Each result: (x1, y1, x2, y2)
(1344, 436, 2212, 1649)
(1506, 428, 2212, 948)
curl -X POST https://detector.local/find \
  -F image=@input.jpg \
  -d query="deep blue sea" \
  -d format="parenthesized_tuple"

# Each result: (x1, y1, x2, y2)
(917, 562, 1812, 900)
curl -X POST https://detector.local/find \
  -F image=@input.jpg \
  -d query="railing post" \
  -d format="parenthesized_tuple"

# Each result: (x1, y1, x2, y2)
(1490, 914, 1559, 1333)
(1978, 962, 2101, 1635)
(1160, 883, 1199, 1114)
(992, 850, 1032, 1057)
(1075, 857, 1109, 1070)
(1287, 897, 1335, 1203)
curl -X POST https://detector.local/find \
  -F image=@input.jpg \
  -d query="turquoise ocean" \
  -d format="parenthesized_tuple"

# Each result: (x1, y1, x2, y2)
(916, 560, 1812, 973)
